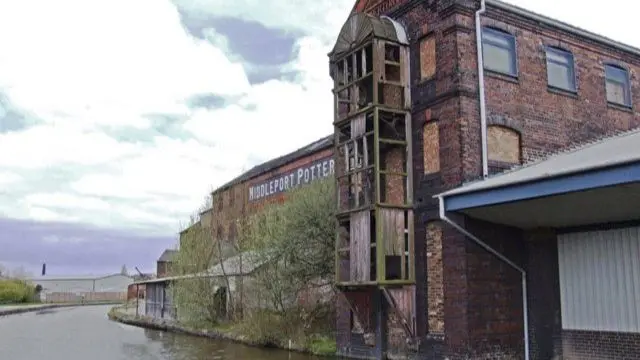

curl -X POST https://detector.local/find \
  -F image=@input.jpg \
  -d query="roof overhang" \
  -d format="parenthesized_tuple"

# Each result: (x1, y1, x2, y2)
(442, 162, 640, 229)
(437, 130, 640, 229)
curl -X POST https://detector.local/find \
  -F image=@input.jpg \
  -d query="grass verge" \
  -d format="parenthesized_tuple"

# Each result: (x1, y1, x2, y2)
(108, 305, 336, 357)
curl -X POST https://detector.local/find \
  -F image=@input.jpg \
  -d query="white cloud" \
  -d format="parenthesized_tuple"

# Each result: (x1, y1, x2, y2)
(0, 124, 136, 168)
(1, 0, 635, 236)
(24, 193, 111, 211)
(27, 207, 77, 223)
(0, 172, 21, 186)
(173, 0, 353, 43)
(42, 235, 86, 244)
(0, 0, 250, 130)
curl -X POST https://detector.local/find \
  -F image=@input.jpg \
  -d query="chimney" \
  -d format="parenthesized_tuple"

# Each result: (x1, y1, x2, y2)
(41, 263, 46, 276)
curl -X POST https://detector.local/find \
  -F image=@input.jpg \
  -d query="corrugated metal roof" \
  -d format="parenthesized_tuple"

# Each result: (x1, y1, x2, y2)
(197, 250, 266, 277)
(158, 249, 178, 262)
(438, 128, 640, 198)
(134, 250, 269, 285)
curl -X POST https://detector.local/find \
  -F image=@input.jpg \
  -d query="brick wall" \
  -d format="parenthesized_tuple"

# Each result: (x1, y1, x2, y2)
(209, 148, 333, 245)
(351, 0, 640, 359)
(525, 229, 563, 360)
(480, 6, 640, 169)
(156, 261, 170, 278)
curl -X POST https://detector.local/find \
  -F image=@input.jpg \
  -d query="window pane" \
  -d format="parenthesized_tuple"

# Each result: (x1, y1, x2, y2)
(484, 44, 515, 75)
(606, 80, 628, 105)
(483, 30, 511, 48)
(547, 49, 570, 65)
(548, 62, 574, 91)
(605, 65, 628, 83)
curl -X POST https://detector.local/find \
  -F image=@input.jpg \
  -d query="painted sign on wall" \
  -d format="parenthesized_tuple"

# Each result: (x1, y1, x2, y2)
(248, 157, 335, 202)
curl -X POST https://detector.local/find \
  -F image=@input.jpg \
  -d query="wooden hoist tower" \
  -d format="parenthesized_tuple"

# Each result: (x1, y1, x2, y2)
(329, 12, 415, 357)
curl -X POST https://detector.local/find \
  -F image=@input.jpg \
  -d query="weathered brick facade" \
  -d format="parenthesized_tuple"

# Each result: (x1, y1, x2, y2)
(334, 0, 640, 359)
(202, 136, 334, 254)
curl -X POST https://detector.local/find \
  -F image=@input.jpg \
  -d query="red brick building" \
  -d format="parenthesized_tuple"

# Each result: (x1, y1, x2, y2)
(329, 0, 640, 359)
(156, 249, 177, 278)
(198, 135, 334, 241)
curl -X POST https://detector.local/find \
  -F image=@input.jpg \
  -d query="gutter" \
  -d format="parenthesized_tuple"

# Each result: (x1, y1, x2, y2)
(437, 195, 530, 360)
(486, 0, 640, 57)
(476, 0, 488, 178)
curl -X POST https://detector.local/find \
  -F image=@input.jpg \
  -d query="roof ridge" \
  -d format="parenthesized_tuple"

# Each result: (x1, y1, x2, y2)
(211, 134, 334, 195)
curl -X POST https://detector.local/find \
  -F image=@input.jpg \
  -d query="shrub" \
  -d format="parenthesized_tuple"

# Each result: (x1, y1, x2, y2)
(0, 279, 36, 304)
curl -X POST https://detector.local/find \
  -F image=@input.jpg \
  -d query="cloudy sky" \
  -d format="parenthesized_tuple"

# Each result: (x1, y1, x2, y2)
(0, 0, 636, 276)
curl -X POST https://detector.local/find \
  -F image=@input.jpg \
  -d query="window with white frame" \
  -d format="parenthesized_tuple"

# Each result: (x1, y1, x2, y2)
(546, 47, 576, 92)
(482, 27, 517, 77)
(605, 64, 632, 107)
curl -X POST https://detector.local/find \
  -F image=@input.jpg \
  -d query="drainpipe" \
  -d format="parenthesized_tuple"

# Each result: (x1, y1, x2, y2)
(476, 0, 489, 178)
(437, 196, 529, 360)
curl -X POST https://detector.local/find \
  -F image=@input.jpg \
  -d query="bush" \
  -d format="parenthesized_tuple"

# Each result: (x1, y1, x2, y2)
(0, 279, 36, 304)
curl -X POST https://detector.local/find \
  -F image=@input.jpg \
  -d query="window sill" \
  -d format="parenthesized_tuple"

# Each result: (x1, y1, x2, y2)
(484, 69, 519, 84)
(547, 86, 578, 99)
(607, 102, 633, 113)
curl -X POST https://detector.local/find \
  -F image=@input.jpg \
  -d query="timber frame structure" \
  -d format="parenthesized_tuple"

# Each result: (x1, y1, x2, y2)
(330, 12, 415, 290)
(329, 12, 416, 356)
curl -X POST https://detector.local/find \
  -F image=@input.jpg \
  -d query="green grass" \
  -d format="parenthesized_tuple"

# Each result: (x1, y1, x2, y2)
(307, 335, 337, 356)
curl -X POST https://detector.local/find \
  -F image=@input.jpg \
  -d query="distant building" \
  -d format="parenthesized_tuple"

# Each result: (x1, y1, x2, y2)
(28, 274, 133, 303)
(156, 249, 178, 277)
(128, 273, 153, 300)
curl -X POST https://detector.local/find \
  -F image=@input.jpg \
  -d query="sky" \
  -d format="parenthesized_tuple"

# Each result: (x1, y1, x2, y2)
(0, 0, 637, 276)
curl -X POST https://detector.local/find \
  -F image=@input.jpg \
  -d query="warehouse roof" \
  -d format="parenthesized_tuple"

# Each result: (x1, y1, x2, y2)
(438, 128, 640, 198)
(211, 134, 333, 196)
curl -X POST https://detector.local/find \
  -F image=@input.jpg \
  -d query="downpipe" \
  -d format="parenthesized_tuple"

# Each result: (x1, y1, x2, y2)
(437, 196, 530, 360)
(476, 0, 489, 179)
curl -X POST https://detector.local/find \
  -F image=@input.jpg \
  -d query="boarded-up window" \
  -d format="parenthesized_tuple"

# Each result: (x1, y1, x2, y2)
(423, 122, 440, 174)
(420, 37, 436, 80)
(487, 125, 520, 163)
(426, 221, 444, 333)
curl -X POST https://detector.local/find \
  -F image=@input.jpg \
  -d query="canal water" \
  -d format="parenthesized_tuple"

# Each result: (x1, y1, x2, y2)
(0, 305, 330, 360)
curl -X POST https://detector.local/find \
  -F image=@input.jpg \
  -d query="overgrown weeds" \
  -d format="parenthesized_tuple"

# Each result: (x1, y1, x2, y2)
(168, 178, 338, 355)
(0, 279, 38, 304)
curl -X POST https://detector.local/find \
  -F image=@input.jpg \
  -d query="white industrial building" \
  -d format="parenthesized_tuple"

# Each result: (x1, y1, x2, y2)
(28, 273, 133, 303)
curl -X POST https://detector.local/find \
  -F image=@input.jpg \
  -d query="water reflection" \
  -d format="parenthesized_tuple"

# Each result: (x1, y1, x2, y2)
(0, 305, 331, 360)
(141, 325, 331, 360)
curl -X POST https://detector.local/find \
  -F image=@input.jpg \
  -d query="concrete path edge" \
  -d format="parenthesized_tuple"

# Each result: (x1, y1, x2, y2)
(0, 302, 125, 317)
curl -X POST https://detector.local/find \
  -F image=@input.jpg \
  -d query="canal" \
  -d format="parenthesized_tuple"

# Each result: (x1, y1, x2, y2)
(0, 305, 329, 360)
